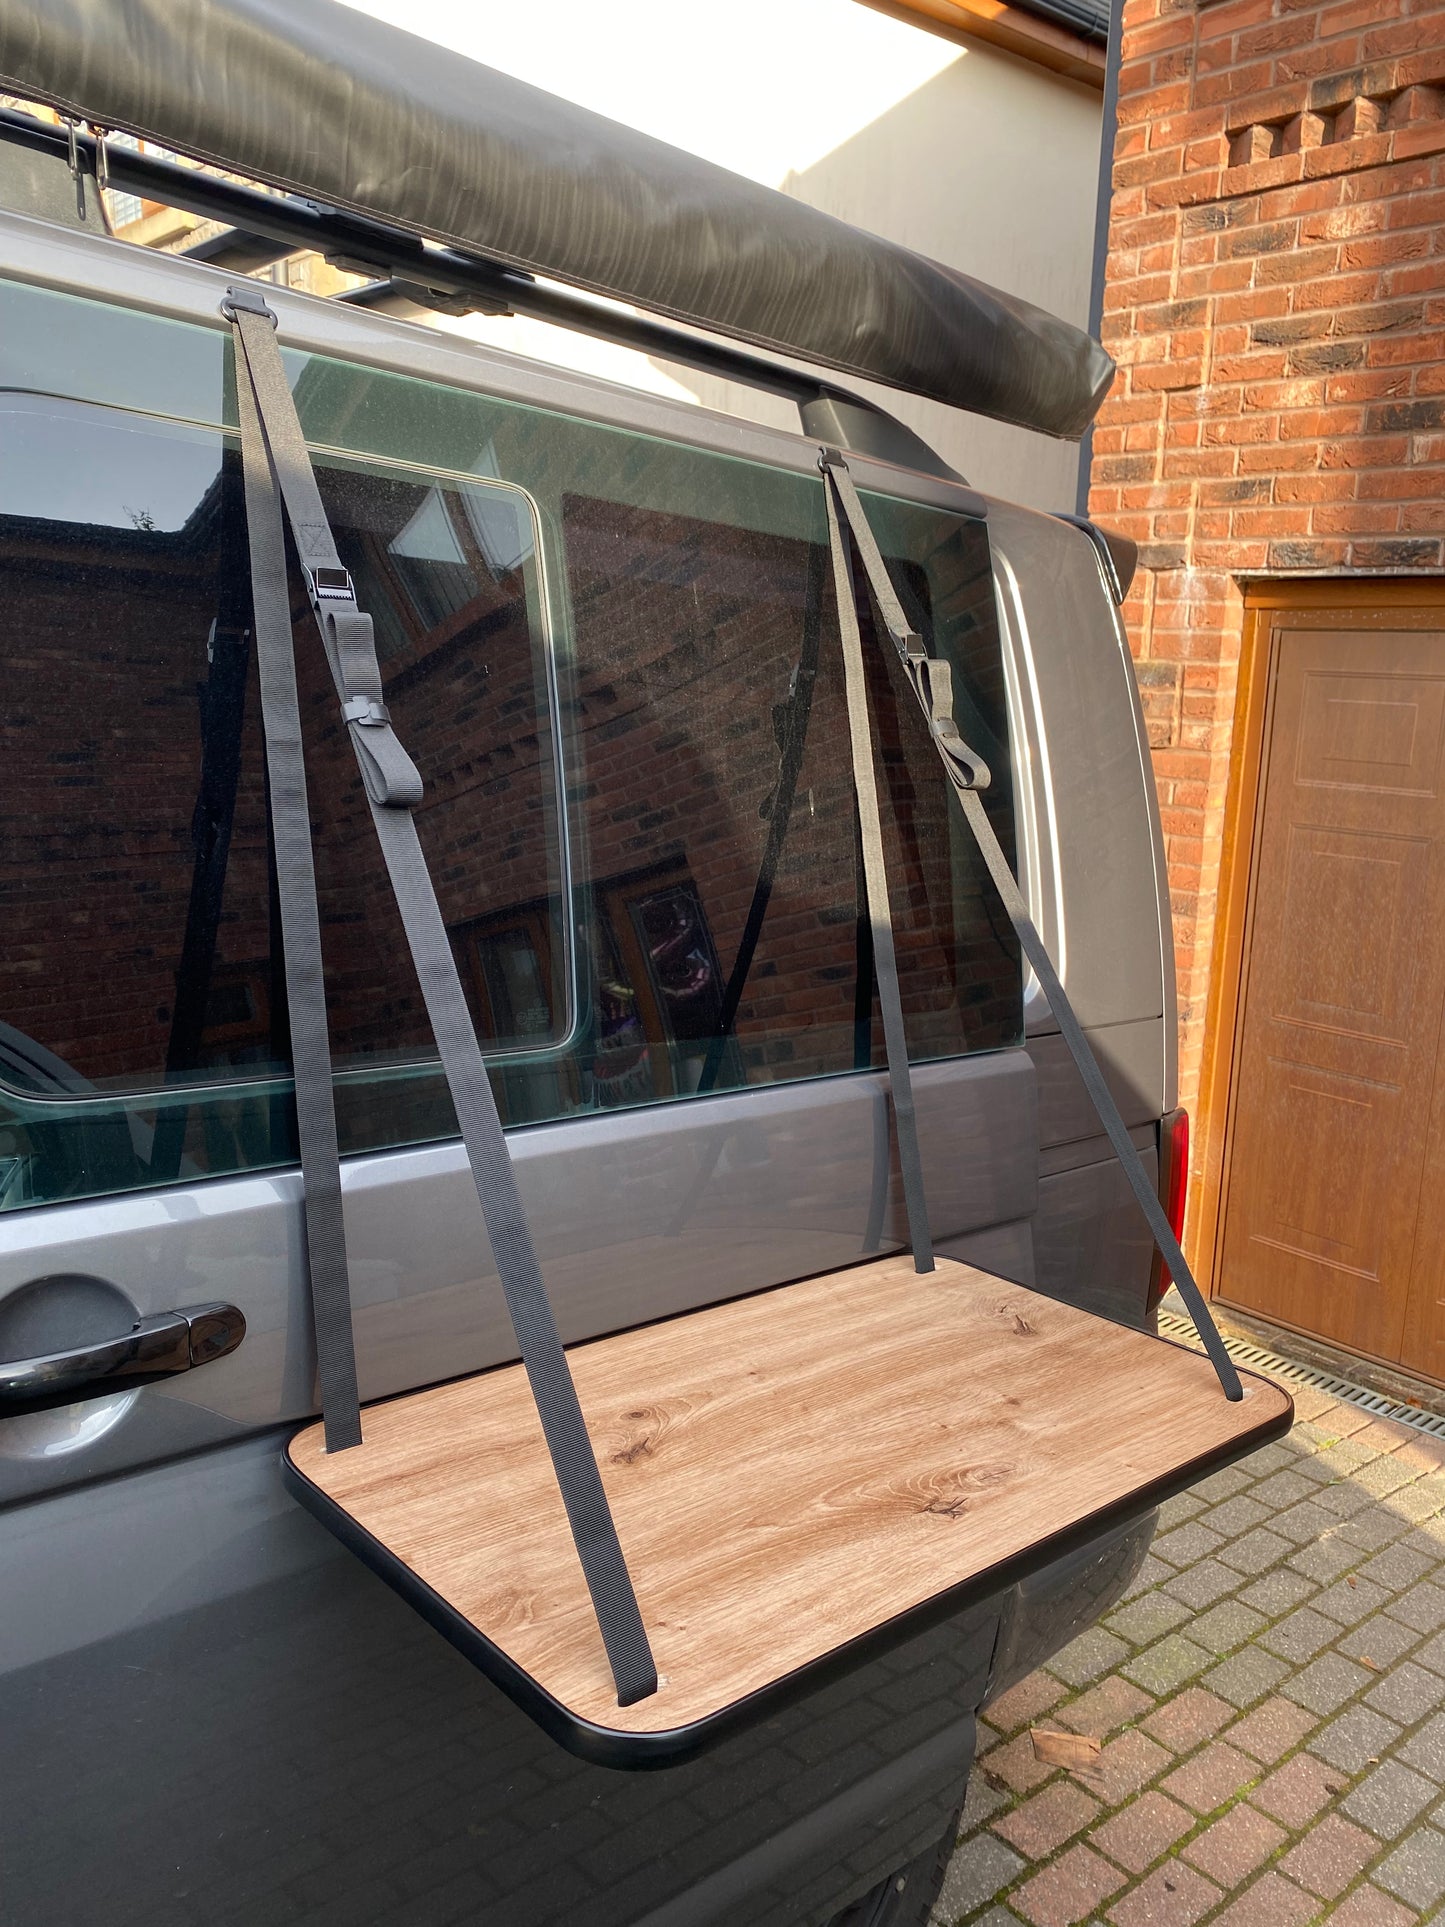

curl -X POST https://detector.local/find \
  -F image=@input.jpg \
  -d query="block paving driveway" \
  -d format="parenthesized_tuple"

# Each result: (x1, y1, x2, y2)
(933, 1377, 1445, 1927)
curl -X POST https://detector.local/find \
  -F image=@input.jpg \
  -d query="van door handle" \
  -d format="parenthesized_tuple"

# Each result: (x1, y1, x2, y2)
(0, 1303, 246, 1414)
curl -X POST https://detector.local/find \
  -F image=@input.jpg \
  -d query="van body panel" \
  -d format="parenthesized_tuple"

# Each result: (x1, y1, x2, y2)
(0, 206, 1175, 1924)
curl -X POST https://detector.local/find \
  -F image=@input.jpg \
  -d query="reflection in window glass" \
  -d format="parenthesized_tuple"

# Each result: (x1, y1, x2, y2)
(0, 278, 1019, 1213)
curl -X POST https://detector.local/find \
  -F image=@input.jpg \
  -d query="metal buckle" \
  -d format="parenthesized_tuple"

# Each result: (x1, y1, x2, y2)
(342, 695, 389, 728)
(308, 564, 355, 605)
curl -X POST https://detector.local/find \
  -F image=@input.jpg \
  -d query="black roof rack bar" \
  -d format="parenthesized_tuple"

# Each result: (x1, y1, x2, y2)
(181, 226, 297, 273)
(0, 104, 893, 417)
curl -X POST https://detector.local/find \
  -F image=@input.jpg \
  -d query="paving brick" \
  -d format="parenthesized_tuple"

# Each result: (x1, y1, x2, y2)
(1377, 1828, 1445, 1911)
(1154, 1524, 1228, 1569)
(1107, 1595, 1194, 1648)
(1339, 1618, 1421, 1671)
(1106, 1860, 1220, 1927)
(1123, 1637, 1212, 1697)
(1342, 1510, 1412, 1554)
(1274, 1499, 1348, 1547)
(1090, 1792, 1193, 1875)
(1164, 1561, 1243, 1611)
(1354, 1456, 1420, 1500)
(1316, 1576, 1396, 1627)
(1013, 1844, 1126, 1927)
(1141, 1689, 1234, 1754)
(1051, 1630, 1132, 1689)
(1202, 1497, 1274, 1539)
(933, 1833, 1025, 1920)
(983, 1732, 1059, 1796)
(1160, 1741, 1257, 1816)
(1363, 1547, 1440, 1594)
(1388, 1484, 1445, 1527)
(1158, 1493, 1208, 1530)
(1282, 1652, 1373, 1715)
(1365, 1662, 1445, 1726)
(1251, 1750, 1348, 1827)
(1412, 1630, 1445, 1678)
(1225, 1695, 1318, 1765)
(1250, 1470, 1325, 1511)
(1343, 1759, 1438, 1840)
(1279, 1812, 1379, 1899)
(1401, 1712, 1445, 1783)
(1391, 1585, 1445, 1637)
(1084, 1730, 1175, 1806)
(1290, 1535, 1367, 1584)
(1260, 1606, 1345, 1664)
(1190, 1602, 1267, 1656)
(1219, 1529, 1295, 1576)
(1325, 1884, 1419, 1927)
(986, 1673, 1070, 1735)
(1192, 1466, 1256, 1504)
(1122, 1556, 1175, 1602)
(1317, 1480, 1377, 1521)
(1204, 1869, 1319, 1927)
(995, 1783, 1103, 1861)
(1059, 1678, 1156, 1741)
(1239, 1571, 1318, 1617)
(1180, 1803, 1287, 1886)
(962, 1771, 1013, 1833)
(1310, 1704, 1404, 1774)
(1205, 1648, 1293, 1710)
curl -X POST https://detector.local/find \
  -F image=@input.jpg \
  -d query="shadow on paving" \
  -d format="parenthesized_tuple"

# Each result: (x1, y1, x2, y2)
(933, 1377, 1445, 1927)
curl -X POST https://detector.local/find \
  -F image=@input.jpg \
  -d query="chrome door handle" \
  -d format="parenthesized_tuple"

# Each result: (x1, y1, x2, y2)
(0, 1303, 246, 1414)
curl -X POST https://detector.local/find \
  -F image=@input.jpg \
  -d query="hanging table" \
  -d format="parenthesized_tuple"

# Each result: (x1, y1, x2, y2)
(285, 1254, 1291, 1766)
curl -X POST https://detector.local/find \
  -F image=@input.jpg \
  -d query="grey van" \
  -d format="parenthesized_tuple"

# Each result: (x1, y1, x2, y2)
(0, 9, 1206, 1923)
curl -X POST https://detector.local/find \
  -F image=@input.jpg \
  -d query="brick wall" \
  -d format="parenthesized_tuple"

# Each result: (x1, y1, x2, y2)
(1088, 0, 1445, 1110)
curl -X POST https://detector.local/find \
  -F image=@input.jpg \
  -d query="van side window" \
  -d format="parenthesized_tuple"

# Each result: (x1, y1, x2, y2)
(0, 394, 565, 1205)
(0, 280, 1020, 1212)
(558, 488, 1019, 1104)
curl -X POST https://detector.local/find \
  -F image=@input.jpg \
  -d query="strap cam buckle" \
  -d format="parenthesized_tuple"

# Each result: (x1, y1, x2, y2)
(308, 564, 356, 606)
(341, 695, 391, 728)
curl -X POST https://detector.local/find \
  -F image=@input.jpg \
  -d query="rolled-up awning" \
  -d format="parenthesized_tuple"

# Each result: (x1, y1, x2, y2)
(0, 0, 1114, 438)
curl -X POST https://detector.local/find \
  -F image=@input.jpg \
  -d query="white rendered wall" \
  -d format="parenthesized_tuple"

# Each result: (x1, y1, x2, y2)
(341, 0, 1102, 511)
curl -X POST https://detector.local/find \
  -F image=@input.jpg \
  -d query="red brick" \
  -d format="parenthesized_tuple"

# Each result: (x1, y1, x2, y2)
(1091, 1791, 1195, 1873)
(1224, 1695, 1319, 1763)
(995, 1781, 1103, 1861)
(1015, 1844, 1129, 1927)
(1159, 1741, 1257, 1814)
(1251, 1751, 1348, 1827)
(1321, 1886, 1417, 1927)
(1181, 1803, 1288, 1885)
(1279, 1813, 1380, 1899)
(1206, 1870, 1320, 1927)
(1108, 1860, 1222, 1927)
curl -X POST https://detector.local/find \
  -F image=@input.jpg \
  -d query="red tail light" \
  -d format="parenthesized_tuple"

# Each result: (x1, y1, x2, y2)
(1148, 1107, 1189, 1310)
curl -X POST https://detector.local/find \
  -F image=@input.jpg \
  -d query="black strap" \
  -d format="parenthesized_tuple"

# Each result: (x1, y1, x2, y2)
(226, 286, 657, 1705)
(696, 541, 826, 1098)
(820, 451, 1244, 1404)
(822, 472, 934, 1274)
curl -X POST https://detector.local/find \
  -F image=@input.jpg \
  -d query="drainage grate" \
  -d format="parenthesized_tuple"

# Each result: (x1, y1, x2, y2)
(1156, 1306, 1445, 1441)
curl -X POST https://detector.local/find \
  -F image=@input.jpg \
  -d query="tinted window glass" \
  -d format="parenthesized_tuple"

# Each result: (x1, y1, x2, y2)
(0, 281, 1019, 1212)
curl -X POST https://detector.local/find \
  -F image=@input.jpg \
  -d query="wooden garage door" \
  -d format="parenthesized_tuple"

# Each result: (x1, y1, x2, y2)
(1218, 595, 1445, 1381)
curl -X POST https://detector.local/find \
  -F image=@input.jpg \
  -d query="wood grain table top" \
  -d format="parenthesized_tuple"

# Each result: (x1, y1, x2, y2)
(288, 1255, 1291, 1738)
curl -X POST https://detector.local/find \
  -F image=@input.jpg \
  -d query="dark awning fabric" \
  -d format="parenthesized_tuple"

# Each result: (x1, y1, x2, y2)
(0, 0, 1114, 438)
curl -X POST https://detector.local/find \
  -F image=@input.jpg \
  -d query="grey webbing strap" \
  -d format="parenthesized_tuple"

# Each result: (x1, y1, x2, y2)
(235, 357, 362, 1453)
(226, 287, 658, 1705)
(822, 470, 934, 1275)
(821, 450, 1244, 1404)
